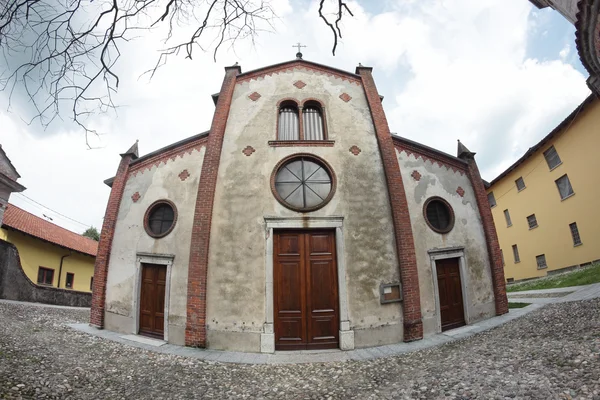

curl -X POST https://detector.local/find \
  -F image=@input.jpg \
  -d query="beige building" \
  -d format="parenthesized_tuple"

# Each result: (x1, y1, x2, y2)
(92, 56, 508, 353)
(486, 95, 600, 282)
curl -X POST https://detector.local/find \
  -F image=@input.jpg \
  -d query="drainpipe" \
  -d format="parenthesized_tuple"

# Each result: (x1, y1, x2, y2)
(58, 253, 71, 288)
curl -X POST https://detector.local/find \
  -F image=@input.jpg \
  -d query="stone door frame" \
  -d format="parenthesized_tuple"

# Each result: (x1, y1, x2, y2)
(133, 252, 175, 341)
(262, 216, 354, 353)
(428, 246, 470, 333)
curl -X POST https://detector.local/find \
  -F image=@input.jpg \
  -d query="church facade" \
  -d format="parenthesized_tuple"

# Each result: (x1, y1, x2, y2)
(91, 58, 508, 353)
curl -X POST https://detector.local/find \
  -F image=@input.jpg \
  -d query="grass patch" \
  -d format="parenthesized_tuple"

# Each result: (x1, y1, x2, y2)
(508, 302, 531, 309)
(507, 263, 600, 292)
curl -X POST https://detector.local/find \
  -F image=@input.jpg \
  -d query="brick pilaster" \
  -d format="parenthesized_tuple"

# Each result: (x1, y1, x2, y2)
(463, 154, 509, 316)
(90, 153, 134, 328)
(356, 66, 423, 341)
(185, 65, 241, 347)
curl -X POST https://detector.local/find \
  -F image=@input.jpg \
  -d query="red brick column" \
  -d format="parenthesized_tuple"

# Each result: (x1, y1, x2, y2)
(90, 153, 134, 328)
(185, 65, 240, 347)
(463, 155, 509, 316)
(356, 66, 423, 341)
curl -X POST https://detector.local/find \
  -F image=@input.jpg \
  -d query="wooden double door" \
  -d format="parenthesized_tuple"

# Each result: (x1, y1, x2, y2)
(436, 258, 466, 332)
(139, 263, 166, 338)
(274, 230, 339, 350)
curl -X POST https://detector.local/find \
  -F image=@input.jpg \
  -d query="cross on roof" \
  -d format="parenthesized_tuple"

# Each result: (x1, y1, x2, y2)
(293, 42, 307, 59)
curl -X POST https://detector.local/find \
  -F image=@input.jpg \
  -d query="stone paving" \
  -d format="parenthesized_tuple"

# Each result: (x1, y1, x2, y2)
(0, 285, 598, 399)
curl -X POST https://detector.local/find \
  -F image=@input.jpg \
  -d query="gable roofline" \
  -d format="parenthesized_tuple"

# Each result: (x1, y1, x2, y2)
(488, 94, 595, 188)
(0, 145, 21, 179)
(391, 134, 469, 166)
(2, 204, 98, 257)
(104, 130, 210, 187)
(236, 59, 362, 84)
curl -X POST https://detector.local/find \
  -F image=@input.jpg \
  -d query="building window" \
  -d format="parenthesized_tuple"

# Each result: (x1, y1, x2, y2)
(503, 209, 512, 227)
(144, 200, 178, 238)
(527, 214, 538, 229)
(487, 192, 496, 207)
(272, 154, 335, 212)
(543, 146, 562, 170)
(501, 249, 505, 266)
(512, 245, 520, 263)
(278, 101, 300, 140)
(515, 177, 526, 191)
(423, 197, 455, 234)
(302, 102, 325, 140)
(66, 273, 75, 289)
(536, 254, 547, 269)
(570, 222, 582, 246)
(555, 174, 574, 200)
(37, 267, 54, 285)
(90, 277, 94, 291)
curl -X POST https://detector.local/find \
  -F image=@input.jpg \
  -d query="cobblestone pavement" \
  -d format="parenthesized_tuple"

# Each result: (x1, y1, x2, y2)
(0, 299, 599, 400)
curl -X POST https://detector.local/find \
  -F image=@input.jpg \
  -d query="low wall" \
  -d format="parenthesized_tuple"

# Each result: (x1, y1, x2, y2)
(0, 239, 91, 307)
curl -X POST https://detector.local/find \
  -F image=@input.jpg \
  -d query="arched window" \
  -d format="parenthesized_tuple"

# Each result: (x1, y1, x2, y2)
(278, 101, 299, 140)
(302, 102, 325, 140)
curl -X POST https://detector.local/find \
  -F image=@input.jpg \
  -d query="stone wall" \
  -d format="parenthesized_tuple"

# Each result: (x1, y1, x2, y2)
(0, 239, 91, 307)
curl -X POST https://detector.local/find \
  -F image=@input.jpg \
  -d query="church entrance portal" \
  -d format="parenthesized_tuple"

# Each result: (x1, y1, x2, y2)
(435, 257, 466, 331)
(139, 263, 167, 339)
(274, 230, 339, 350)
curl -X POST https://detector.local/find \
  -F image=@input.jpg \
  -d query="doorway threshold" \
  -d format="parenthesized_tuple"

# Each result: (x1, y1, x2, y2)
(121, 334, 166, 347)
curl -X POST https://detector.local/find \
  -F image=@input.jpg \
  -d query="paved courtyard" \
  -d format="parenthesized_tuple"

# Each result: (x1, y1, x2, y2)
(0, 298, 599, 399)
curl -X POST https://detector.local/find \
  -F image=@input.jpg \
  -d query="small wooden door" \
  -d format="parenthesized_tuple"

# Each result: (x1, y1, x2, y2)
(139, 263, 166, 338)
(274, 230, 339, 350)
(436, 258, 465, 332)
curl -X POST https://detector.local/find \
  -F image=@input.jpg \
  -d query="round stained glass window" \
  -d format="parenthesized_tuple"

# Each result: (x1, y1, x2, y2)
(144, 200, 177, 238)
(272, 155, 335, 212)
(423, 197, 454, 234)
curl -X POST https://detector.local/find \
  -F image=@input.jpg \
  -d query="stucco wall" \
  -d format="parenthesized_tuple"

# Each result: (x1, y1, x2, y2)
(104, 147, 206, 345)
(0, 228, 95, 292)
(396, 149, 496, 335)
(206, 68, 403, 351)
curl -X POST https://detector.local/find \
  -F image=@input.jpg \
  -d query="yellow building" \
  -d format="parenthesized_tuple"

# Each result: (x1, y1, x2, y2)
(0, 205, 97, 292)
(486, 94, 600, 282)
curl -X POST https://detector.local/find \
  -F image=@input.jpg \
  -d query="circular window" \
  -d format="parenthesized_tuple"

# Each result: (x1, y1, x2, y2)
(272, 154, 335, 212)
(144, 200, 177, 238)
(423, 197, 454, 234)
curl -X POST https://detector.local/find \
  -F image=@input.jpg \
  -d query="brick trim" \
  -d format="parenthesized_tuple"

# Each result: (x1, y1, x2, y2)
(90, 154, 134, 328)
(185, 66, 241, 347)
(393, 140, 467, 175)
(464, 156, 509, 316)
(356, 67, 423, 341)
(128, 136, 208, 177)
(236, 60, 361, 86)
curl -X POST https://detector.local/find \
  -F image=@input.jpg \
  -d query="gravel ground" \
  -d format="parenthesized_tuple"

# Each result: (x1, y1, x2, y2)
(0, 299, 599, 400)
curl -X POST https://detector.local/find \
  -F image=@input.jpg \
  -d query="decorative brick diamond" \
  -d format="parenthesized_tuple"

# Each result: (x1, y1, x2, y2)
(179, 169, 190, 181)
(131, 192, 141, 202)
(248, 92, 261, 101)
(242, 146, 255, 156)
(339, 93, 352, 102)
(456, 186, 465, 197)
(349, 145, 361, 156)
(293, 80, 306, 89)
(411, 170, 421, 181)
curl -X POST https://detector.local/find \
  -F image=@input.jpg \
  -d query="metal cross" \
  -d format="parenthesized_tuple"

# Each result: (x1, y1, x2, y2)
(293, 42, 307, 53)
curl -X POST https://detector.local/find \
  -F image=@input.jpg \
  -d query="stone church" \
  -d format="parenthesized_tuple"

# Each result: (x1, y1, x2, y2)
(91, 55, 508, 353)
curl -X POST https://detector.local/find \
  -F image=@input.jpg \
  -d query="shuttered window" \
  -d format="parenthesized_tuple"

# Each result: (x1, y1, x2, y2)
(536, 254, 547, 269)
(488, 192, 496, 207)
(278, 106, 300, 140)
(512, 245, 520, 263)
(555, 174, 574, 200)
(303, 106, 324, 140)
(504, 209, 512, 227)
(543, 146, 562, 170)
(570, 222, 582, 246)
(515, 177, 526, 191)
(527, 214, 538, 229)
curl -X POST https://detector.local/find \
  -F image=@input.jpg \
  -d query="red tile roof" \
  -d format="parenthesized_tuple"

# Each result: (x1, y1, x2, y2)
(2, 205, 98, 257)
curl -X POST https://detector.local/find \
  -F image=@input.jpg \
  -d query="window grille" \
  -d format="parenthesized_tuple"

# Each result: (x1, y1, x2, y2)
(555, 175, 574, 200)
(569, 222, 582, 246)
(543, 146, 562, 170)
(512, 245, 520, 263)
(536, 254, 547, 269)
(527, 214, 538, 229)
(504, 209, 512, 227)
(516, 177, 526, 191)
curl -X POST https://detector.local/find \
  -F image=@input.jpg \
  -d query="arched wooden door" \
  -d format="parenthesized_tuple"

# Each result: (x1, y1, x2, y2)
(274, 230, 339, 350)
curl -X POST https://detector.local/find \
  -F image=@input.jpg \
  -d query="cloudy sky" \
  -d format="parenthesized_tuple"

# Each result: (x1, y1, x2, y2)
(0, 0, 590, 234)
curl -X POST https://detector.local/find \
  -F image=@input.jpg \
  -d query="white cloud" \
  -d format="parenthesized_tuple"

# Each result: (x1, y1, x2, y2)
(0, 0, 590, 232)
